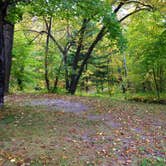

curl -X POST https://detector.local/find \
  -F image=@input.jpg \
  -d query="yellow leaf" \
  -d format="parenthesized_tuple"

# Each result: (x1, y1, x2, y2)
(10, 158, 16, 163)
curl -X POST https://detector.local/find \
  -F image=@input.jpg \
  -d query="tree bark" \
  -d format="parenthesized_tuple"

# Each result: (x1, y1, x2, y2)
(44, 17, 52, 91)
(4, 23, 14, 93)
(0, 19, 5, 106)
(63, 53, 70, 90)
(0, 3, 7, 106)
(69, 19, 88, 93)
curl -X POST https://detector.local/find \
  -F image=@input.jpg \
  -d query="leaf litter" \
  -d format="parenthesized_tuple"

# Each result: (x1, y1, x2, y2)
(0, 94, 165, 165)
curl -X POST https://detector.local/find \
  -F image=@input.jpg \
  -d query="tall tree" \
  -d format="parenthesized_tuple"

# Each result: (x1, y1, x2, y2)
(66, 0, 154, 94)
(26, 0, 154, 94)
(0, 0, 30, 106)
(0, 1, 6, 106)
(4, 22, 14, 93)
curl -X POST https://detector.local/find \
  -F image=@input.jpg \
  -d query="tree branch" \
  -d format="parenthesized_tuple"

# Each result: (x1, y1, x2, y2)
(125, 1, 153, 9)
(114, 0, 128, 13)
(119, 7, 151, 22)
(77, 26, 107, 80)
(22, 29, 65, 54)
(113, 0, 153, 15)
(73, 18, 89, 69)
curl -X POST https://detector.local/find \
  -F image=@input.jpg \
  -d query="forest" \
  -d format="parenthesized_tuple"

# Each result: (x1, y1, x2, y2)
(0, 0, 166, 103)
(0, 0, 166, 165)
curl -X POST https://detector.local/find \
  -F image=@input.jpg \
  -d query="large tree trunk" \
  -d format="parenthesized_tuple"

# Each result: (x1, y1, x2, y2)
(4, 23, 14, 93)
(0, 2, 14, 106)
(0, 5, 6, 106)
(0, 20, 5, 106)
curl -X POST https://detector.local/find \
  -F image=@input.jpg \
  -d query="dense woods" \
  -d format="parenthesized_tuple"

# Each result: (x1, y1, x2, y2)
(0, 0, 166, 105)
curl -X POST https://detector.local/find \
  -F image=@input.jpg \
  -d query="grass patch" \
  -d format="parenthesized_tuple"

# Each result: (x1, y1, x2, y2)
(0, 114, 15, 125)
(140, 158, 165, 166)
(126, 92, 166, 104)
(1, 94, 166, 165)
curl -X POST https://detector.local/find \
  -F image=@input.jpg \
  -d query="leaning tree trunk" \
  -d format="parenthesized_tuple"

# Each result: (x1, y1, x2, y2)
(4, 23, 14, 93)
(68, 26, 106, 94)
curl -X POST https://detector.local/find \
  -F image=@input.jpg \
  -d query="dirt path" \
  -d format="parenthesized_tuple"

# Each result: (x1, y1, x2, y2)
(28, 99, 89, 114)
(27, 98, 124, 130)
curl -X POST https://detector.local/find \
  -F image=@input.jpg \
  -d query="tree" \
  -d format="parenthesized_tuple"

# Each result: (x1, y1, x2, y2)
(23, 0, 154, 95)
(0, 1, 6, 106)
(0, 0, 30, 106)
(126, 11, 166, 99)
(0, 0, 158, 106)
(66, 0, 154, 94)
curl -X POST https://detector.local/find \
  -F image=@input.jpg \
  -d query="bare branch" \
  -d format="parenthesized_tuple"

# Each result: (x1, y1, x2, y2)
(125, 1, 153, 9)
(22, 29, 65, 54)
(119, 7, 151, 22)
(114, 0, 128, 13)
(113, 0, 153, 14)
(23, 30, 41, 44)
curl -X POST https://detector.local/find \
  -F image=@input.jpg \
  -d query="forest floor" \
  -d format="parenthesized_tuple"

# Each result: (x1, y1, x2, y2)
(0, 94, 166, 166)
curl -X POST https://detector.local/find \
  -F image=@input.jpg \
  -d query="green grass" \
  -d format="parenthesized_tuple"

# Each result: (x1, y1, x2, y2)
(77, 90, 166, 104)
(140, 158, 165, 166)
(0, 114, 15, 125)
